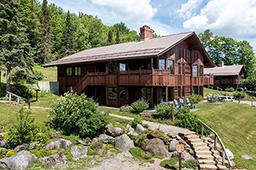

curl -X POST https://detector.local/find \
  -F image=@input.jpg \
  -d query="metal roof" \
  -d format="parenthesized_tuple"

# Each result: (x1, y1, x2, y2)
(45, 32, 212, 66)
(204, 65, 244, 76)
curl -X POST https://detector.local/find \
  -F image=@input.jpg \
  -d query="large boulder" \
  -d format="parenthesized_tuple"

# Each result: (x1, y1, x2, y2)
(0, 141, 5, 148)
(114, 134, 134, 152)
(106, 125, 123, 137)
(71, 146, 88, 161)
(44, 138, 72, 150)
(39, 150, 67, 168)
(126, 124, 138, 137)
(169, 139, 179, 152)
(14, 144, 29, 152)
(139, 138, 169, 157)
(135, 124, 145, 133)
(0, 150, 37, 170)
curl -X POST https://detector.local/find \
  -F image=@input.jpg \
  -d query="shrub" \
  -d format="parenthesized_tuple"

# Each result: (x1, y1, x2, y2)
(34, 132, 49, 144)
(188, 94, 203, 104)
(49, 92, 108, 138)
(120, 105, 132, 112)
(225, 87, 235, 92)
(155, 103, 175, 120)
(183, 160, 199, 169)
(9, 107, 37, 144)
(160, 157, 178, 169)
(131, 117, 142, 128)
(175, 108, 201, 132)
(233, 91, 246, 100)
(131, 99, 149, 114)
(6, 150, 16, 157)
(129, 147, 153, 161)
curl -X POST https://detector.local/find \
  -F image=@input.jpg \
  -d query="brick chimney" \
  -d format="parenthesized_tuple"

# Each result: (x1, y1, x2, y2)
(140, 25, 154, 41)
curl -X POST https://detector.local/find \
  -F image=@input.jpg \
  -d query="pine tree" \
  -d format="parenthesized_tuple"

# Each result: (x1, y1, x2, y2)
(36, 0, 52, 64)
(0, 0, 34, 94)
(108, 30, 113, 45)
(116, 28, 120, 44)
(60, 11, 75, 58)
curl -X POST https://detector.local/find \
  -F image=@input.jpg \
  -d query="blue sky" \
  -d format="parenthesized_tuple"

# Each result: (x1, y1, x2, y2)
(46, 0, 256, 50)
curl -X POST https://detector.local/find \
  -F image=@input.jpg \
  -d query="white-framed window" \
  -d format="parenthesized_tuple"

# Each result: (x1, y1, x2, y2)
(192, 64, 198, 77)
(158, 59, 165, 70)
(75, 67, 81, 76)
(119, 63, 126, 72)
(66, 67, 72, 76)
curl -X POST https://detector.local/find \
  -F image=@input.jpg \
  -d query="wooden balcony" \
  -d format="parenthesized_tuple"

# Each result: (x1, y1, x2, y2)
(204, 75, 214, 85)
(214, 79, 240, 85)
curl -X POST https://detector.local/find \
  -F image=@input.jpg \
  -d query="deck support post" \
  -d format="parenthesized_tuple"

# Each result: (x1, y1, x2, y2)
(165, 86, 168, 102)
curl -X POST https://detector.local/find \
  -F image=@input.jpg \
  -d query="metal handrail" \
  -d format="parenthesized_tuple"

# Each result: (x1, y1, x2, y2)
(198, 119, 233, 169)
(6, 91, 31, 109)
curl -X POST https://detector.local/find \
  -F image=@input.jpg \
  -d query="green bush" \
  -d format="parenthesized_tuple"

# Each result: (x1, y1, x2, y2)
(120, 105, 132, 112)
(155, 103, 175, 120)
(188, 94, 203, 104)
(129, 147, 153, 161)
(49, 92, 108, 138)
(225, 87, 235, 92)
(131, 99, 149, 114)
(160, 157, 178, 169)
(183, 160, 199, 169)
(241, 77, 256, 91)
(6, 150, 16, 157)
(233, 91, 246, 100)
(130, 117, 142, 128)
(175, 108, 201, 132)
(9, 107, 37, 144)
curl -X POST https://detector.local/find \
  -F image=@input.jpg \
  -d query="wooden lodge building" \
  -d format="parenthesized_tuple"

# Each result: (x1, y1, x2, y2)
(204, 63, 246, 90)
(45, 25, 214, 107)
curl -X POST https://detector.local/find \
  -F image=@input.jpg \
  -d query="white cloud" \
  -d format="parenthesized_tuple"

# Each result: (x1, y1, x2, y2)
(176, 0, 203, 19)
(183, 0, 256, 40)
(90, 0, 157, 22)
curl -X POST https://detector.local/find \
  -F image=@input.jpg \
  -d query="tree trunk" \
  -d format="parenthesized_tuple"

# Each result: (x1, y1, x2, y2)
(6, 67, 11, 95)
(0, 70, 1, 95)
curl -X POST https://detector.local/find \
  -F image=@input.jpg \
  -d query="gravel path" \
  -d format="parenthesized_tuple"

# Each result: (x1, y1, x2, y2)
(109, 113, 193, 136)
(88, 152, 166, 170)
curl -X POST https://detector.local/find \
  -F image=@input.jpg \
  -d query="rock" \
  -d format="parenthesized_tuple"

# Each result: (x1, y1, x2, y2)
(241, 154, 253, 160)
(139, 138, 169, 157)
(225, 148, 234, 160)
(44, 138, 72, 150)
(14, 144, 29, 152)
(114, 134, 134, 152)
(71, 146, 88, 161)
(0, 150, 37, 170)
(29, 142, 40, 150)
(77, 139, 91, 146)
(0, 141, 5, 147)
(169, 139, 179, 152)
(140, 110, 154, 117)
(39, 150, 67, 168)
(0, 129, 3, 133)
(97, 134, 114, 144)
(0, 148, 7, 155)
(106, 124, 123, 137)
(147, 132, 161, 139)
(135, 124, 145, 133)
(181, 150, 194, 160)
(94, 143, 105, 155)
(126, 124, 138, 137)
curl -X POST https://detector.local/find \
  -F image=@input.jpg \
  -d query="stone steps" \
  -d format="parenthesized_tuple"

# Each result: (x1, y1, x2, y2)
(198, 159, 216, 165)
(200, 164, 218, 170)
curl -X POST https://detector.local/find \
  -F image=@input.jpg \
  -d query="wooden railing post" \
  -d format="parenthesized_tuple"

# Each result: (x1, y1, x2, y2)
(214, 134, 217, 150)
(222, 151, 225, 165)
(201, 124, 204, 135)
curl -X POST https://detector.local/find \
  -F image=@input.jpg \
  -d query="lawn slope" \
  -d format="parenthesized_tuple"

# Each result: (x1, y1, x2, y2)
(196, 102, 256, 169)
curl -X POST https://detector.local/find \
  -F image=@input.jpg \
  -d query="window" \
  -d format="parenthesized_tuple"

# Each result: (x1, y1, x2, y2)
(178, 86, 181, 97)
(107, 87, 117, 100)
(141, 87, 152, 102)
(75, 67, 81, 76)
(66, 67, 72, 76)
(199, 65, 203, 76)
(108, 63, 117, 74)
(182, 86, 185, 96)
(182, 64, 185, 74)
(192, 64, 198, 77)
(167, 59, 174, 74)
(119, 63, 126, 72)
(178, 63, 181, 74)
(158, 59, 165, 70)
(119, 87, 127, 100)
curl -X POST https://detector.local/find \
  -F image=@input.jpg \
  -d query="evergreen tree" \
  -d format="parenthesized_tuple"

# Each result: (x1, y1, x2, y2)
(36, 0, 52, 64)
(108, 30, 113, 45)
(0, 0, 34, 94)
(60, 11, 75, 58)
(116, 28, 120, 44)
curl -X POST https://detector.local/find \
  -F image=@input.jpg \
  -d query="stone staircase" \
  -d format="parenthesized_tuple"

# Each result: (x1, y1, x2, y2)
(184, 133, 229, 170)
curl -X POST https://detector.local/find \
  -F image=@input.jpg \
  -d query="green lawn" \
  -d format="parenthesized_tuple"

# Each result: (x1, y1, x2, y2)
(195, 102, 256, 170)
(33, 65, 57, 82)
(31, 93, 59, 107)
(0, 103, 49, 128)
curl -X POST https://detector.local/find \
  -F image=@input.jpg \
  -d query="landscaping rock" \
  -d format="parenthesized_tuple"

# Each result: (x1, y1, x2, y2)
(106, 124, 123, 137)
(71, 146, 88, 161)
(0, 150, 37, 170)
(0, 148, 8, 155)
(126, 124, 138, 137)
(77, 139, 91, 146)
(94, 143, 106, 155)
(0, 129, 3, 133)
(44, 138, 72, 150)
(0, 141, 5, 147)
(135, 124, 145, 133)
(139, 138, 169, 157)
(114, 134, 134, 152)
(97, 134, 114, 144)
(140, 110, 154, 117)
(14, 144, 29, 152)
(29, 142, 40, 150)
(39, 150, 67, 168)
(169, 139, 179, 152)
(241, 154, 253, 160)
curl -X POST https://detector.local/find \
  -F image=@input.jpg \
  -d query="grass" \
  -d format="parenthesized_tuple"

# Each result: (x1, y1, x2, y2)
(195, 102, 256, 170)
(0, 102, 49, 128)
(31, 93, 59, 107)
(33, 65, 57, 82)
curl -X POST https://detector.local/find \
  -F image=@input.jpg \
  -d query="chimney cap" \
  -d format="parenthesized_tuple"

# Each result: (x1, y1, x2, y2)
(140, 25, 154, 41)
